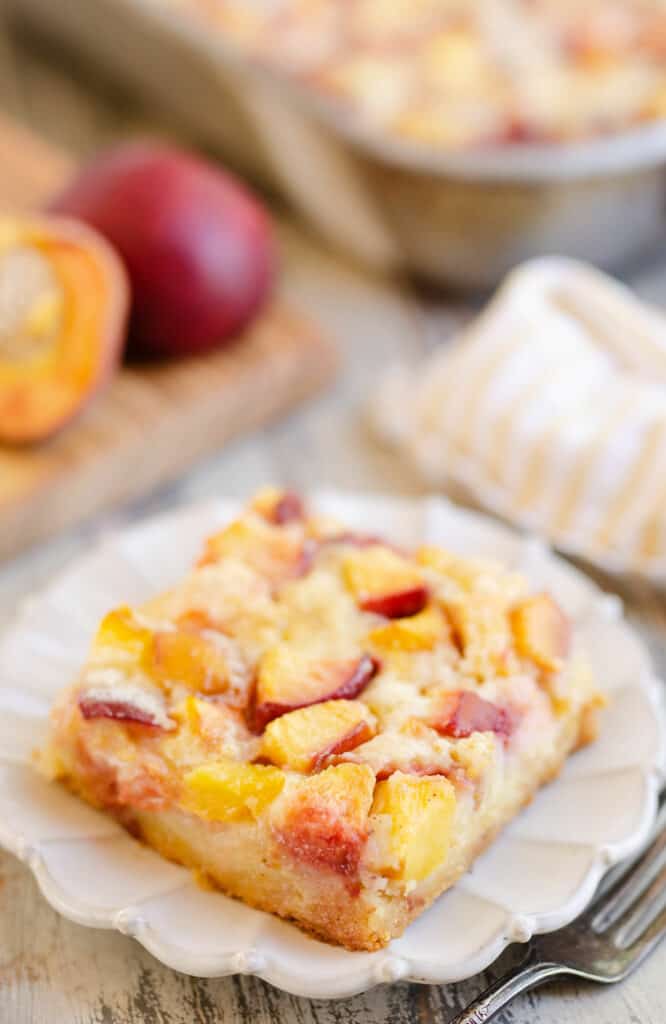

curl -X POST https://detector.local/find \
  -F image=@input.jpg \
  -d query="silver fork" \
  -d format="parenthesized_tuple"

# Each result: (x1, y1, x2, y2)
(450, 798, 666, 1023)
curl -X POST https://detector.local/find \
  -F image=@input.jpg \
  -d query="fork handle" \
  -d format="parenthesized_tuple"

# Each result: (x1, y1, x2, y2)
(447, 954, 568, 1023)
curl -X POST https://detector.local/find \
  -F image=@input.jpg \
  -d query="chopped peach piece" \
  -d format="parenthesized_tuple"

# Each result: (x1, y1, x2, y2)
(275, 763, 375, 877)
(93, 606, 153, 667)
(254, 646, 378, 730)
(511, 594, 571, 672)
(148, 630, 230, 695)
(368, 604, 449, 653)
(429, 690, 513, 740)
(165, 697, 255, 768)
(297, 762, 375, 816)
(182, 760, 285, 822)
(251, 487, 305, 525)
(342, 545, 428, 618)
(370, 772, 456, 882)
(197, 517, 305, 581)
(260, 699, 376, 772)
(173, 695, 240, 746)
(78, 687, 171, 730)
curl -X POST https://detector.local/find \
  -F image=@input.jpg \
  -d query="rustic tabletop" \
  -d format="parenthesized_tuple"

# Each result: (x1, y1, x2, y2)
(1, 26, 666, 1024)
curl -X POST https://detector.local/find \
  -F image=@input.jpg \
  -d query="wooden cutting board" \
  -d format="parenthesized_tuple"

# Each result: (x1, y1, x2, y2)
(0, 113, 337, 561)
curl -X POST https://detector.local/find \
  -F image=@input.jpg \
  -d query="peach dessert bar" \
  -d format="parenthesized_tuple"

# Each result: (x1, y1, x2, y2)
(43, 489, 602, 950)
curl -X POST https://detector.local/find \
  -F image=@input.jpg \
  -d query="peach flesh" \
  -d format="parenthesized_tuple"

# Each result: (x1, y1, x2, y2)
(253, 654, 379, 732)
(360, 585, 429, 618)
(79, 695, 161, 728)
(0, 215, 128, 444)
(432, 691, 513, 740)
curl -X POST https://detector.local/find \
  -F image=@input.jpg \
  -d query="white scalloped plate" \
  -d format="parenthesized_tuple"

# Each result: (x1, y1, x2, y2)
(0, 494, 664, 999)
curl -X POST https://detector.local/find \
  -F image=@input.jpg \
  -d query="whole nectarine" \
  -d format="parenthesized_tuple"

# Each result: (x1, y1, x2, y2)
(51, 141, 275, 359)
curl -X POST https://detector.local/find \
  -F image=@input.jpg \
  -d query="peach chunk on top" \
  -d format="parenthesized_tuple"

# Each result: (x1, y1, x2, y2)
(250, 486, 305, 525)
(253, 645, 378, 731)
(511, 593, 571, 673)
(182, 760, 285, 822)
(370, 772, 456, 882)
(78, 682, 173, 731)
(275, 763, 375, 878)
(429, 690, 513, 740)
(93, 606, 153, 667)
(173, 696, 249, 750)
(197, 516, 306, 582)
(342, 545, 428, 618)
(148, 628, 231, 696)
(368, 604, 449, 653)
(260, 699, 376, 772)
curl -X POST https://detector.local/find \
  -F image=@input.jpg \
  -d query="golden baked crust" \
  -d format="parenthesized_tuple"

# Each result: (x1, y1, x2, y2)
(43, 488, 603, 950)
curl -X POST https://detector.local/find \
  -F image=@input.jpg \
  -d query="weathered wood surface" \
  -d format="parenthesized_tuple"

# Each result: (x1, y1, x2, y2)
(0, 25, 665, 1024)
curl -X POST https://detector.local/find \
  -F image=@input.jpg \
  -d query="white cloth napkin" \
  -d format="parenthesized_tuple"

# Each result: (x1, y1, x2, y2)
(373, 258, 666, 582)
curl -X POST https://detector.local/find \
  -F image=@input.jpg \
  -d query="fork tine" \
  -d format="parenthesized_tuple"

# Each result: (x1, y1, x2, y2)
(613, 895, 666, 979)
(613, 863, 666, 949)
(592, 825, 666, 933)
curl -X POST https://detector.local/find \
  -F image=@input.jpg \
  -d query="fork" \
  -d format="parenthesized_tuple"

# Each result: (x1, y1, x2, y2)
(450, 798, 666, 1023)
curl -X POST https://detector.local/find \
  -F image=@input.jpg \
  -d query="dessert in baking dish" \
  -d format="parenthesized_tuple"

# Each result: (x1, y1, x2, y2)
(43, 489, 602, 950)
(156, 0, 666, 148)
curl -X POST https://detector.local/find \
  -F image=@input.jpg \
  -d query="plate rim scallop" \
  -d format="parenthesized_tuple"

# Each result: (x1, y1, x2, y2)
(0, 492, 664, 1000)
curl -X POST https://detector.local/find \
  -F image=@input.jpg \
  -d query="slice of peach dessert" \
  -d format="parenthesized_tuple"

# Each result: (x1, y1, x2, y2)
(43, 489, 602, 951)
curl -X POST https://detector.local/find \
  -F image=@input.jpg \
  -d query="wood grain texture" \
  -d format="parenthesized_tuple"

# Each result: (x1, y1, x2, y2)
(0, 27, 664, 1024)
(0, 114, 336, 561)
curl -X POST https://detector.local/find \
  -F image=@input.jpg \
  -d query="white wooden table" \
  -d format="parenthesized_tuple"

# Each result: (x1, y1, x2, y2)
(1, 28, 666, 1024)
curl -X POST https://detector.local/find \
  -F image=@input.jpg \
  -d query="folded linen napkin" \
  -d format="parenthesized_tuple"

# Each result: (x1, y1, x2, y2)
(373, 259, 666, 582)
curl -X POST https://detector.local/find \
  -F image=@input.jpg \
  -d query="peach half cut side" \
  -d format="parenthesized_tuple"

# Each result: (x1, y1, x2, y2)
(0, 215, 128, 443)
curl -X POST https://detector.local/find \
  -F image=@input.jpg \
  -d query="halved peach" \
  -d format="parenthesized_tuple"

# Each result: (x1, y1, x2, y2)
(0, 215, 128, 443)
